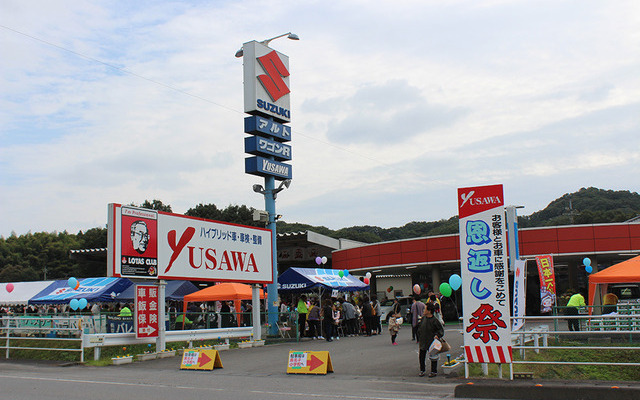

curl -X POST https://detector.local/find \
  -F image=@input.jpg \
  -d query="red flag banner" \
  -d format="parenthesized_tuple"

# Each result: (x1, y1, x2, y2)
(535, 255, 556, 313)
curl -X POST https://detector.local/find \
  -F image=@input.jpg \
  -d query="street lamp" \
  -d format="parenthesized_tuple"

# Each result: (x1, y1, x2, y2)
(235, 32, 299, 58)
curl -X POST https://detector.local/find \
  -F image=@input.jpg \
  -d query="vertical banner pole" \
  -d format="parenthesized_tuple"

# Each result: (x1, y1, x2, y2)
(157, 280, 166, 352)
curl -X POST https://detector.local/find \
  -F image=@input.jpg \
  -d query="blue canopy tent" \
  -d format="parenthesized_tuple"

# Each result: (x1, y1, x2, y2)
(28, 277, 133, 304)
(278, 267, 369, 293)
(116, 280, 199, 302)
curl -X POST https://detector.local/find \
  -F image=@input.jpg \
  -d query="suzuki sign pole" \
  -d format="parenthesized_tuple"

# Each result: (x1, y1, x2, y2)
(238, 33, 298, 336)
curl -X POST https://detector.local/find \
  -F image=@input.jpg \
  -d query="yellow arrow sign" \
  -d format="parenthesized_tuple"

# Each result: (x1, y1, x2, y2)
(180, 349, 223, 371)
(286, 351, 333, 375)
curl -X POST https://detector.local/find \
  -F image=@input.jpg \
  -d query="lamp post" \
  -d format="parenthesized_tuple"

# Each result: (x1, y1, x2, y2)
(238, 33, 298, 336)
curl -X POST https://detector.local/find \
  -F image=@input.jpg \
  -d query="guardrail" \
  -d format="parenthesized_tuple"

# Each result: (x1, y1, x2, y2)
(1, 316, 85, 361)
(83, 326, 254, 360)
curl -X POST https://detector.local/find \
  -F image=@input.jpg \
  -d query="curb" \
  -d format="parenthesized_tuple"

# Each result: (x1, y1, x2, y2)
(455, 382, 640, 400)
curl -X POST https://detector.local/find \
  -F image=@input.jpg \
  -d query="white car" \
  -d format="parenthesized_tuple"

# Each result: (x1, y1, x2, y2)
(379, 296, 413, 323)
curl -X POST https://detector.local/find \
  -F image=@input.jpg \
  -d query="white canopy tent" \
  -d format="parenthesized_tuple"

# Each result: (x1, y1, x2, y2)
(0, 281, 55, 306)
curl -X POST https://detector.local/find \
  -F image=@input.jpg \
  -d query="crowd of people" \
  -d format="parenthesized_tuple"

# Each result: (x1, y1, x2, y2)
(282, 291, 447, 377)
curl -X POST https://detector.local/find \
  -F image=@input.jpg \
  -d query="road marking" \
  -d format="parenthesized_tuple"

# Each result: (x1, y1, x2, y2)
(0, 374, 449, 400)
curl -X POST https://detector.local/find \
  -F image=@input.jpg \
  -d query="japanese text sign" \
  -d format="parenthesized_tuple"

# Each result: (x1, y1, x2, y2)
(286, 351, 333, 375)
(458, 184, 512, 363)
(135, 284, 159, 338)
(535, 255, 556, 313)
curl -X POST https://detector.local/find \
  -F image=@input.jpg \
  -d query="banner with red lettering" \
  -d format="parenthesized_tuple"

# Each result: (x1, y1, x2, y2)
(108, 204, 273, 284)
(535, 255, 556, 313)
(458, 184, 512, 364)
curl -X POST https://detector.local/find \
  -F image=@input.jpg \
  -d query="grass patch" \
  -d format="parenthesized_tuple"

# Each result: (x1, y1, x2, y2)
(0, 337, 257, 366)
(467, 340, 640, 381)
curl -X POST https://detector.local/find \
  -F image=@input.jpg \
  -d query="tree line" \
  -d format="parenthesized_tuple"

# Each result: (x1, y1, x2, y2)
(1, 187, 638, 282)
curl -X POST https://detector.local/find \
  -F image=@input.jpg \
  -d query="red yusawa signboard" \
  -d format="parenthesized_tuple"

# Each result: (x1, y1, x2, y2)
(458, 184, 512, 364)
(135, 284, 159, 338)
(107, 204, 273, 284)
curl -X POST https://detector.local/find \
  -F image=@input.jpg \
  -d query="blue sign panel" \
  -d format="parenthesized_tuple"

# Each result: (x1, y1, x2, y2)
(244, 116, 291, 142)
(244, 136, 292, 161)
(245, 156, 292, 180)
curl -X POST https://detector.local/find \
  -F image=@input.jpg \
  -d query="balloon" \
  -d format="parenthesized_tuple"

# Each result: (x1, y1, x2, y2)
(586, 265, 593, 273)
(78, 298, 88, 309)
(338, 270, 344, 278)
(321, 256, 328, 265)
(6, 283, 14, 293)
(343, 270, 349, 277)
(449, 274, 462, 291)
(67, 277, 78, 289)
(315, 257, 322, 265)
(389, 286, 393, 291)
(363, 277, 370, 285)
(583, 257, 591, 267)
(387, 287, 392, 293)
(69, 299, 79, 310)
(439, 282, 453, 297)
(413, 284, 421, 295)
(365, 272, 372, 279)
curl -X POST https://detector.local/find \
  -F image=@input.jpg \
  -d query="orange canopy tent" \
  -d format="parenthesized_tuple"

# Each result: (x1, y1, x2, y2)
(588, 255, 640, 309)
(182, 283, 265, 327)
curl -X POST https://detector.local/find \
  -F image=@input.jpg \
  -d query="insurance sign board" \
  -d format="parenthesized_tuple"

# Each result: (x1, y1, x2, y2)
(135, 284, 159, 338)
(108, 204, 273, 284)
(457, 184, 512, 364)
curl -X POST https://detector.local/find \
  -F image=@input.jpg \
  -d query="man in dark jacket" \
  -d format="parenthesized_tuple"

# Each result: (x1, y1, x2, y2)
(417, 302, 444, 377)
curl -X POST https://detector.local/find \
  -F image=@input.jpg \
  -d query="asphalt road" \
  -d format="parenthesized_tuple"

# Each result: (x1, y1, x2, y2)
(0, 324, 465, 400)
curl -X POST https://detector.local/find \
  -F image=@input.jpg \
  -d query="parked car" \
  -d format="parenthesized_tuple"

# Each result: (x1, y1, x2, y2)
(379, 296, 413, 323)
(608, 284, 640, 303)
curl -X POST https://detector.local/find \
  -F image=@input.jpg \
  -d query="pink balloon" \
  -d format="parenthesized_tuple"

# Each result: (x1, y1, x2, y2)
(413, 284, 421, 295)
(6, 283, 14, 293)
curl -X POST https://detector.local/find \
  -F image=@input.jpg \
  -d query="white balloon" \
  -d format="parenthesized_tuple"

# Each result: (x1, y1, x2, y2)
(365, 272, 372, 279)
(321, 256, 328, 265)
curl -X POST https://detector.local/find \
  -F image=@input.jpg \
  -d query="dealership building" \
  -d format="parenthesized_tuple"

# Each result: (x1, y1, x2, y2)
(331, 220, 640, 313)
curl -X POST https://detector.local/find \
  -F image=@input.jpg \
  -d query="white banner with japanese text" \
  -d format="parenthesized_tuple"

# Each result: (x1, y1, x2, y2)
(458, 184, 512, 363)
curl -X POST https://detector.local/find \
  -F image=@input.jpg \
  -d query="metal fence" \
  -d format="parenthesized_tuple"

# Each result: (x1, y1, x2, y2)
(469, 312, 640, 379)
(1, 316, 85, 361)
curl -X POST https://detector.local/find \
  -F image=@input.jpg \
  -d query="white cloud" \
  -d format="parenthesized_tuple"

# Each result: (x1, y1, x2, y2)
(1, 0, 639, 236)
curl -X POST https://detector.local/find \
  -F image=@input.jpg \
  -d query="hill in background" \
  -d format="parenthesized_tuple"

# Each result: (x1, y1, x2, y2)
(1, 187, 639, 280)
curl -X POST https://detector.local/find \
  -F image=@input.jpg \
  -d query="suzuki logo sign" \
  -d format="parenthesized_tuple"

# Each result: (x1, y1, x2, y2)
(257, 51, 290, 102)
(243, 41, 291, 123)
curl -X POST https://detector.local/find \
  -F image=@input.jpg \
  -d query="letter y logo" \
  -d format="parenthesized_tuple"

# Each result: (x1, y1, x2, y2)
(460, 191, 475, 208)
(164, 227, 195, 274)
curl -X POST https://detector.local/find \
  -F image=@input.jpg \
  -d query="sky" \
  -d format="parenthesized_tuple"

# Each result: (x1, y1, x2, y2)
(1, 0, 639, 238)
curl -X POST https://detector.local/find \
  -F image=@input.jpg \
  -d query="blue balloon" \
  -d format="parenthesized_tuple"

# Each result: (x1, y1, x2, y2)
(343, 270, 349, 277)
(67, 277, 78, 289)
(78, 298, 88, 309)
(586, 265, 593, 273)
(583, 257, 591, 267)
(69, 298, 79, 310)
(449, 274, 462, 291)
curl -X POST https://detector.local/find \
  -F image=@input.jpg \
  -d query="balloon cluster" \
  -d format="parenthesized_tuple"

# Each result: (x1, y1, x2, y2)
(387, 285, 394, 293)
(363, 272, 371, 285)
(338, 269, 349, 278)
(583, 257, 593, 274)
(69, 298, 88, 310)
(438, 274, 462, 298)
(315, 256, 328, 265)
